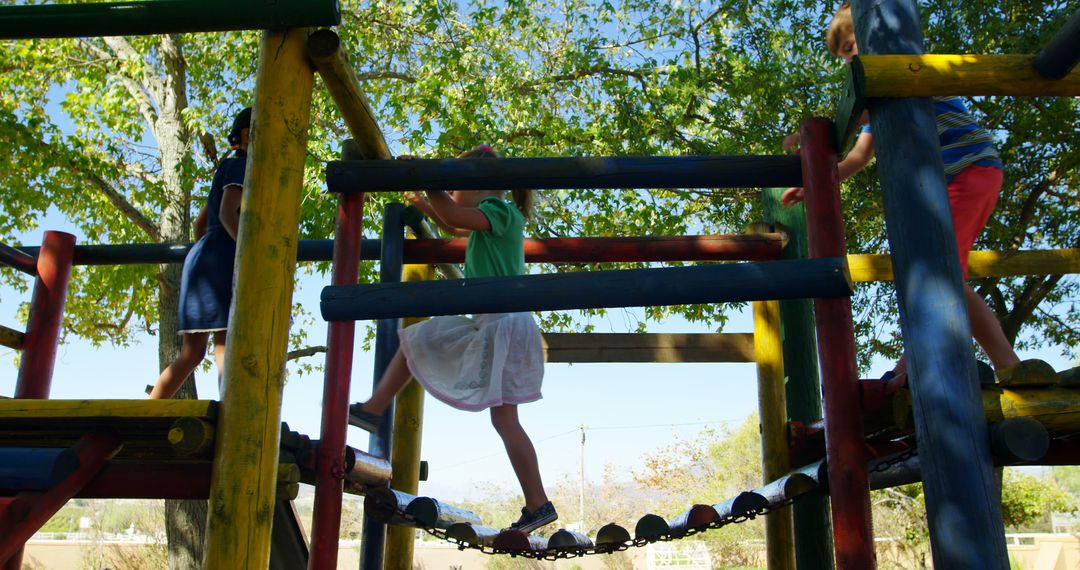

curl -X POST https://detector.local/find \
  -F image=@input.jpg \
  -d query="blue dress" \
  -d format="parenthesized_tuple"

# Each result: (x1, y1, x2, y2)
(177, 151, 246, 333)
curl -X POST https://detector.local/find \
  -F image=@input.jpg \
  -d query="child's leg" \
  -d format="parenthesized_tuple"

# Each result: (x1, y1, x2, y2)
(213, 331, 227, 393)
(150, 331, 211, 399)
(965, 284, 1020, 370)
(358, 348, 412, 414)
(490, 404, 549, 511)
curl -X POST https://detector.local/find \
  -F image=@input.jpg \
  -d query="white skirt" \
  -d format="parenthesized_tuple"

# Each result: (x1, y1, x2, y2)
(399, 312, 545, 412)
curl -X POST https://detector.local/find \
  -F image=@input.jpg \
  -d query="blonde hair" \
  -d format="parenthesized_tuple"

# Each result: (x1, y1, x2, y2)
(456, 144, 534, 219)
(826, 2, 853, 57)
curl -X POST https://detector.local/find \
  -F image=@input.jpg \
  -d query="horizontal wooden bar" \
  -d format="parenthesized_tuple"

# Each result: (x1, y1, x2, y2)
(0, 325, 23, 351)
(411, 234, 785, 264)
(856, 54, 1080, 97)
(325, 155, 804, 193)
(1034, 7, 1080, 79)
(15, 234, 781, 266)
(0, 448, 78, 491)
(0, 0, 340, 40)
(0, 399, 217, 420)
(19, 241, 1071, 281)
(321, 257, 853, 321)
(0, 243, 36, 275)
(848, 248, 1080, 282)
(542, 332, 755, 363)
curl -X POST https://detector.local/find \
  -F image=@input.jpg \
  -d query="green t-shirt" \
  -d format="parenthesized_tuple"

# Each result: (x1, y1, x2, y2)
(465, 197, 526, 278)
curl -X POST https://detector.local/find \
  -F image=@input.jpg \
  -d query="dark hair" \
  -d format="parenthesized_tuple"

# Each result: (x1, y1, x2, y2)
(457, 144, 534, 219)
(228, 107, 252, 148)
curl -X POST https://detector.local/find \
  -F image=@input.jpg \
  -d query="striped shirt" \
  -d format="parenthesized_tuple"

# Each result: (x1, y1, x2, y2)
(862, 96, 1002, 179)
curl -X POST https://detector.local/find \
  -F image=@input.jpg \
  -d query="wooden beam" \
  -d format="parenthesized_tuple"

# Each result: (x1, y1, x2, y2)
(307, 30, 392, 160)
(0, 399, 216, 420)
(0, 326, 23, 351)
(1033, 7, 1080, 79)
(847, 248, 1080, 282)
(541, 333, 754, 363)
(754, 299, 796, 570)
(0, 0, 340, 40)
(856, 54, 1080, 97)
(204, 27, 315, 570)
(832, 62, 867, 156)
(322, 257, 854, 322)
(326, 155, 803, 193)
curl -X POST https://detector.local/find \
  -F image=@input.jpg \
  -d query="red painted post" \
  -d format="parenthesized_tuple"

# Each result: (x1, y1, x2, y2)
(308, 147, 365, 570)
(7, 231, 75, 570)
(0, 432, 123, 566)
(14, 231, 76, 399)
(800, 118, 876, 569)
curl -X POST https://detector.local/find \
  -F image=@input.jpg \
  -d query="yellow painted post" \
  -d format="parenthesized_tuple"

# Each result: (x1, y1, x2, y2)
(203, 28, 315, 570)
(754, 299, 795, 570)
(385, 262, 435, 569)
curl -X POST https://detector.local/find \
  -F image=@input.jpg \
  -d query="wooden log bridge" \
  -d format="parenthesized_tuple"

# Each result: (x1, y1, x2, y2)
(321, 257, 852, 321)
(325, 155, 803, 193)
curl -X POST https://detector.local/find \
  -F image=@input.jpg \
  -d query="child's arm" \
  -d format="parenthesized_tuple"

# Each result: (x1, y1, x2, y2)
(218, 184, 243, 240)
(193, 206, 209, 240)
(781, 132, 875, 206)
(405, 192, 471, 237)
(426, 191, 492, 232)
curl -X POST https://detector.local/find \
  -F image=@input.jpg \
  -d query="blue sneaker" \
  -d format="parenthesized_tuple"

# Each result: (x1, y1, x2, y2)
(348, 403, 383, 432)
(507, 501, 558, 534)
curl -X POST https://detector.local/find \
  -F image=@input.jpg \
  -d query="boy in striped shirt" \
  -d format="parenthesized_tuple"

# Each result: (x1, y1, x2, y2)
(782, 1, 1023, 386)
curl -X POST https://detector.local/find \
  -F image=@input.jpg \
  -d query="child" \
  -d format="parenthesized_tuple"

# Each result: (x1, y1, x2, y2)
(348, 145, 557, 533)
(149, 107, 251, 399)
(782, 2, 1022, 386)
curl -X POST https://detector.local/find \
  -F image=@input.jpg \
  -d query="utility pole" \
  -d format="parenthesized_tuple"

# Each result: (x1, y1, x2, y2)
(579, 424, 586, 531)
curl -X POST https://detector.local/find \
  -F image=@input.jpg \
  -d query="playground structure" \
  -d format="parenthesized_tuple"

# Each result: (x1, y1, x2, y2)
(0, 2, 1078, 570)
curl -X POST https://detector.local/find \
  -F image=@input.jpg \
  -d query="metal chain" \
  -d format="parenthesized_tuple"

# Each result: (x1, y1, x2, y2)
(869, 444, 919, 475)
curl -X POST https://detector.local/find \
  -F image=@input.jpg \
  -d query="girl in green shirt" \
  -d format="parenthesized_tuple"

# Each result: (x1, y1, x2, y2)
(349, 145, 557, 534)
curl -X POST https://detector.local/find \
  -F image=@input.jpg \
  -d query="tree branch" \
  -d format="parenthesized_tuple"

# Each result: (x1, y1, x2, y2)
(356, 70, 417, 83)
(286, 345, 327, 361)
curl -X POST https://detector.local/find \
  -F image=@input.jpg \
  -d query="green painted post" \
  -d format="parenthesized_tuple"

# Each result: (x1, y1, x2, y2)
(0, 0, 340, 40)
(762, 187, 836, 570)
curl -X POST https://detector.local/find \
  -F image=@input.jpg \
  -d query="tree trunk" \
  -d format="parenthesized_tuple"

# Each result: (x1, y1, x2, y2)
(153, 34, 207, 570)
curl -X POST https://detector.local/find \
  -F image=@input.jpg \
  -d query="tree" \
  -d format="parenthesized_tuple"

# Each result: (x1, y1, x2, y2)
(634, 415, 765, 567)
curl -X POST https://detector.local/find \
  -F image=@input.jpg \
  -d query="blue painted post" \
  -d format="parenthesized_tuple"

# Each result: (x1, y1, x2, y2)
(852, 1, 1009, 567)
(358, 202, 406, 570)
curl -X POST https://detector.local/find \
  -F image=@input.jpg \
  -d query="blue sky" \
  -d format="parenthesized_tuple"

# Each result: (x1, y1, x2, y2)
(1, 213, 1074, 503)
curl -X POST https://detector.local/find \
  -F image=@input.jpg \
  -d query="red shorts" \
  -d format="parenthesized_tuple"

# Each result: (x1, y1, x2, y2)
(948, 165, 1002, 278)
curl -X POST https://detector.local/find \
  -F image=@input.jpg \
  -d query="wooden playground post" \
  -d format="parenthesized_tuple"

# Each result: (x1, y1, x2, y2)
(799, 117, 875, 569)
(385, 262, 435, 570)
(15, 231, 75, 399)
(203, 27, 314, 570)
(752, 298, 795, 570)
(5, 230, 75, 570)
(761, 188, 835, 570)
(852, 1, 1010, 566)
(359, 203, 407, 570)
(308, 141, 366, 570)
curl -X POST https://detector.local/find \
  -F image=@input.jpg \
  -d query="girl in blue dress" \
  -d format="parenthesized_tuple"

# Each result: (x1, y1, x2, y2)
(150, 107, 250, 399)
